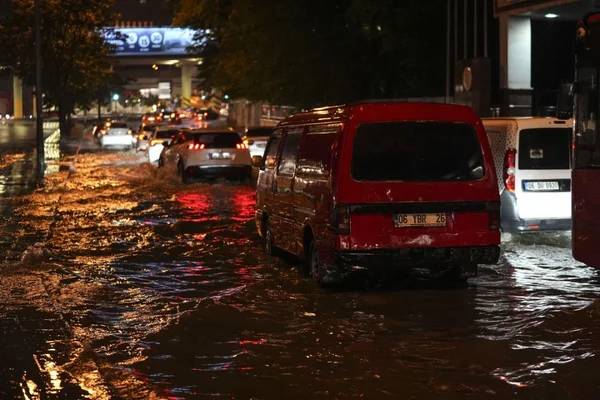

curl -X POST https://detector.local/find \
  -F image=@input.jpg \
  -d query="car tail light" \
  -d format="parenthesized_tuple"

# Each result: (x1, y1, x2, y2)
(503, 149, 516, 192)
(188, 143, 205, 150)
(486, 202, 500, 230)
(331, 205, 351, 234)
(236, 143, 248, 149)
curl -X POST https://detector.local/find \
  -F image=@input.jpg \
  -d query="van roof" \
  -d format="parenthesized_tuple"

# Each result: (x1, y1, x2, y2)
(279, 101, 479, 127)
(482, 117, 573, 131)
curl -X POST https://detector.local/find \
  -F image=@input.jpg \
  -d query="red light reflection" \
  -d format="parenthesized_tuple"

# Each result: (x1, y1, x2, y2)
(232, 188, 255, 222)
(176, 191, 218, 222)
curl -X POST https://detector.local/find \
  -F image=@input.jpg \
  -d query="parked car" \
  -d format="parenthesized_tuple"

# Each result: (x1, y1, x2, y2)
(147, 126, 180, 165)
(100, 121, 135, 149)
(482, 117, 573, 233)
(255, 101, 501, 285)
(160, 129, 252, 182)
(242, 126, 274, 164)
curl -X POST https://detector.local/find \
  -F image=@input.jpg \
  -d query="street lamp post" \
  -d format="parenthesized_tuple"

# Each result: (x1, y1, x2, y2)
(34, 0, 44, 186)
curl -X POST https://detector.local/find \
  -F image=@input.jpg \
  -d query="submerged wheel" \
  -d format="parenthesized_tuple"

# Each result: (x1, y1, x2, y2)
(308, 240, 324, 284)
(264, 226, 275, 256)
(178, 161, 189, 184)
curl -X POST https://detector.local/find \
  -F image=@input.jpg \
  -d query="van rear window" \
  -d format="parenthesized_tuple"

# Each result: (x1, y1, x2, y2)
(518, 128, 571, 170)
(352, 122, 484, 181)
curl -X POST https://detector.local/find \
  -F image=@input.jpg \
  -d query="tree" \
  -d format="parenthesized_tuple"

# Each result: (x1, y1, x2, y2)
(0, 0, 116, 136)
(174, 0, 446, 107)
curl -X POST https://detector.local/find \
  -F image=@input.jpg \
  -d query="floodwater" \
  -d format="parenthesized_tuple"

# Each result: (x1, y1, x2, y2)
(1, 147, 600, 399)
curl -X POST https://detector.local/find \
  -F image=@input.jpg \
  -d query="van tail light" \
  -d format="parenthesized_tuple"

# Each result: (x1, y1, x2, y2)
(188, 143, 205, 150)
(331, 205, 351, 235)
(236, 143, 248, 150)
(503, 149, 516, 192)
(486, 202, 500, 231)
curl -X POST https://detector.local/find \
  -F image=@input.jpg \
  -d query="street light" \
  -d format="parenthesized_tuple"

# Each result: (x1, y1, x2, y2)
(34, 0, 44, 186)
(111, 93, 120, 114)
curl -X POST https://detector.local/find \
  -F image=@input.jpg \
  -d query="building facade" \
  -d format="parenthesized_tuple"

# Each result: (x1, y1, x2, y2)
(450, 0, 596, 117)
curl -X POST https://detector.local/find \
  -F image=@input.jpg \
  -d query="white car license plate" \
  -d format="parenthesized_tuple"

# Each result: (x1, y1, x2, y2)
(394, 213, 447, 228)
(524, 181, 559, 191)
(210, 152, 232, 160)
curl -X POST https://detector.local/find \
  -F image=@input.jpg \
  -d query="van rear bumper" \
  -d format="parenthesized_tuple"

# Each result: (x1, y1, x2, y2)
(333, 246, 500, 276)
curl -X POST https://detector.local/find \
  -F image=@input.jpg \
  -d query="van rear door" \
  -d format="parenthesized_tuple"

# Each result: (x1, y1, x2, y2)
(339, 120, 499, 250)
(515, 128, 572, 223)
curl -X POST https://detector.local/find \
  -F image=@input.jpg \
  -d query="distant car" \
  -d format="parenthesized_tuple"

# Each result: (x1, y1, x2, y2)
(92, 123, 107, 141)
(242, 126, 274, 164)
(159, 109, 182, 124)
(136, 123, 159, 151)
(142, 112, 161, 125)
(160, 129, 252, 183)
(100, 121, 135, 150)
(147, 126, 180, 165)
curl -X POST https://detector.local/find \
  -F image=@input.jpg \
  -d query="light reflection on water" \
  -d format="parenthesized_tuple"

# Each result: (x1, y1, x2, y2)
(1, 150, 600, 399)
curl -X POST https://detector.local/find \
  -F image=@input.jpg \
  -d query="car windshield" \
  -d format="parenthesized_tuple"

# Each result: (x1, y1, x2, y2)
(246, 128, 273, 138)
(110, 122, 127, 129)
(518, 128, 571, 170)
(352, 121, 484, 181)
(192, 132, 241, 148)
(155, 130, 178, 139)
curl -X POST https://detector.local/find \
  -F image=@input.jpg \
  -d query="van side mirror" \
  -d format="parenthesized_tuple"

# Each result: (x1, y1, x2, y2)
(556, 83, 573, 120)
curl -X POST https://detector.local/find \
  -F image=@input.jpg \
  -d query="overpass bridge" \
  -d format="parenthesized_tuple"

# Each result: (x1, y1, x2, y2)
(9, 26, 206, 118)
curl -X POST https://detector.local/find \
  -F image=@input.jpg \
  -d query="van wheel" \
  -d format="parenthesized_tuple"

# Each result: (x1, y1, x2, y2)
(308, 240, 324, 285)
(442, 264, 472, 283)
(178, 161, 189, 184)
(264, 226, 276, 256)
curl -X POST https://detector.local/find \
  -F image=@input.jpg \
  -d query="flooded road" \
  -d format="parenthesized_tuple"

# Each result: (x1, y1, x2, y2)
(1, 147, 600, 399)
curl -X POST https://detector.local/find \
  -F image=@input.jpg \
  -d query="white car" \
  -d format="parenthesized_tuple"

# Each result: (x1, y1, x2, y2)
(160, 129, 252, 182)
(482, 117, 573, 233)
(136, 123, 160, 151)
(147, 126, 180, 165)
(100, 121, 135, 149)
(242, 126, 274, 164)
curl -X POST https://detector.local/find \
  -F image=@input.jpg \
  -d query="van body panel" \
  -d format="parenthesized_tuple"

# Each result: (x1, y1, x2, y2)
(482, 117, 573, 232)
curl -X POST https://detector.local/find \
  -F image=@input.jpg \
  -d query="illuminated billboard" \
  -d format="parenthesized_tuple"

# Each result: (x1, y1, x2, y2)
(105, 27, 207, 56)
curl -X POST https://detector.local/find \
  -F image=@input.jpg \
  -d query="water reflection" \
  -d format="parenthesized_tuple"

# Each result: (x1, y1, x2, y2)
(1, 150, 600, 398)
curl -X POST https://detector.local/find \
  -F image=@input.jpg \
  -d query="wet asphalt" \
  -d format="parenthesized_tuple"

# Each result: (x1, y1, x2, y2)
(0, 143, 599, 399)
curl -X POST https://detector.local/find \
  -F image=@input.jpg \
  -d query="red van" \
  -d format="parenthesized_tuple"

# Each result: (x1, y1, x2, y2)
(255, 101, 501, 285)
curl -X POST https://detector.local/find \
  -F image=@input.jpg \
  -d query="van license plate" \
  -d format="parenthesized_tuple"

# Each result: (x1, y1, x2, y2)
(524, 181, 559, 191)
(394, 213, 447, 227)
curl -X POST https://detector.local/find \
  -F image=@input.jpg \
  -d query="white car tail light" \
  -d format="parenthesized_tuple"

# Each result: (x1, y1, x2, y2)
(503, 149, 516, 192)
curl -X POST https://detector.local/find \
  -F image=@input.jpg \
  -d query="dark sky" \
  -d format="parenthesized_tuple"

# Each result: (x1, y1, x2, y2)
(114, 0, 175, 26)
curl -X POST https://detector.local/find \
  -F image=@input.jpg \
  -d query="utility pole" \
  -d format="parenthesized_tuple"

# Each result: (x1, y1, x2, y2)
(34, 0, 45, 186)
